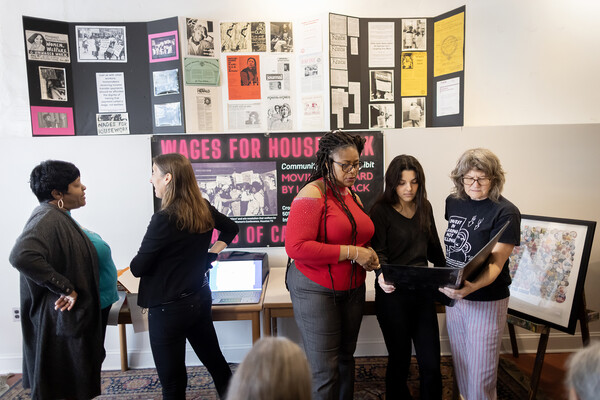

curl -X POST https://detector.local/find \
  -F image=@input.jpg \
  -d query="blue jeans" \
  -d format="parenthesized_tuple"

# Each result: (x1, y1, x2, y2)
(148, 285, 231, 399)
(287, 262, 365, 400)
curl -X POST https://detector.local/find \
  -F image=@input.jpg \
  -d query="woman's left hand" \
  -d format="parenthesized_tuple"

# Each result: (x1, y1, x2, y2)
(439, 281, 476, 300)
(361, 247, 380, 272)
(55, 290, 78, 312)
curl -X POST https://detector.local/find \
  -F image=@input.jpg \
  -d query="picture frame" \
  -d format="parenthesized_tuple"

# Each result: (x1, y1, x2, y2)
(508, 214, 596, 334)
(148, 30, 179, 63)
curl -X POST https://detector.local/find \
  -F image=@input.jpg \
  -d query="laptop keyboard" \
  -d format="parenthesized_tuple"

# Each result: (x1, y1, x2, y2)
(212, 291, 261, 304)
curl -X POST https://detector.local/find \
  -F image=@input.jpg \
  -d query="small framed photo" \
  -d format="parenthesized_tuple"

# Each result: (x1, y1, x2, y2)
(148, 30, 179, 63)
(508, 215, 596, 334)
(31, 106, 74, 136)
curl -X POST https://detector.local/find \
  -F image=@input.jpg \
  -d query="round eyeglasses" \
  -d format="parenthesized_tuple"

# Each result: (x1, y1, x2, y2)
(332, 160, 364, 172)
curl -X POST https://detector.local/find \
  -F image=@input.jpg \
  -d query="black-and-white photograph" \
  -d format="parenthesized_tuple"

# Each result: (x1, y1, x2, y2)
(153, 69, 180, 96)
(76, 25, 127, 62)
(25, 30, 70, 63)
(154, 102, 182, 127)
(267, 98, 293, 130)
(369, 103, 395, 129)
(149, 32, 178, 62)
(194, 162, 278, 217)
(369, 70, 394, 101)
(38, 112, 68, 128)
(186, 18, 215, 57)
(39, 66, 67, 101)
(402, 19, 427, 51)
(402, 97, 425, 128)
(220, 22, 251, 52)
(270, 22, 293, 52)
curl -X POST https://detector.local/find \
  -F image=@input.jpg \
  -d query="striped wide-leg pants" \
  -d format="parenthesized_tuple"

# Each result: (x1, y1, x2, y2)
(446, 297, 509, 400)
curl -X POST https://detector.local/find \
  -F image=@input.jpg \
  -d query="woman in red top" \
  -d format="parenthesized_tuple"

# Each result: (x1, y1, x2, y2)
(285, 130, 379, 400)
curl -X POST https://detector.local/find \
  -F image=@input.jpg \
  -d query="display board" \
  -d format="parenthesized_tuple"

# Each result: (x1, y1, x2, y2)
(23, 15, 184, 136)
(329, 6, 465, 130)
(151, 131, 384, 247)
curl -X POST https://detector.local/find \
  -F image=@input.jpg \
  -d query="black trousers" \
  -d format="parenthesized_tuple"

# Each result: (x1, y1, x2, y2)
(148, 285, 231, 399)
(375, 285, 442, 400)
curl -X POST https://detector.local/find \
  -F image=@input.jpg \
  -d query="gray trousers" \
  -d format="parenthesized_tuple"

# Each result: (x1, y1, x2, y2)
(286, 262, 366, 400)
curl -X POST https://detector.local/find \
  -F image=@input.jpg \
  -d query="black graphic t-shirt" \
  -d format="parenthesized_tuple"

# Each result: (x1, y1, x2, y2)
(444, 195, 521, 301)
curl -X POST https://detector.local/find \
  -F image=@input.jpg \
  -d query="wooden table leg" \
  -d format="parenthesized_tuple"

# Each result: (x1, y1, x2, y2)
(251, 313, 260, 343)
(508, 323, 519, 357)
(528, 326, 550, 400)
(119, 323, 128, 372)
(263, 308, 272, 336)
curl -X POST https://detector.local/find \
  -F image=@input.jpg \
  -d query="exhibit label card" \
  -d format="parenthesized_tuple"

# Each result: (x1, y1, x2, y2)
(96, 72, 126, 113)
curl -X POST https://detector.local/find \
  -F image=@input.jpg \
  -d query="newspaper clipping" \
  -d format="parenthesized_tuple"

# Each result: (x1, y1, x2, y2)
(185, 87, 219, 132)
(228, 103, 262, 130)
(25, 30, 70, 63)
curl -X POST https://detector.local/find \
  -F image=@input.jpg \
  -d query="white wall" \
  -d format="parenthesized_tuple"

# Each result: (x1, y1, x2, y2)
(1, 0, 600, 373)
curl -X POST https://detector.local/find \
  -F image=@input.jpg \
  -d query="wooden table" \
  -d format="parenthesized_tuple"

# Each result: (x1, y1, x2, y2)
(117, 279, 267, 371)
(262, 267, 445, 336)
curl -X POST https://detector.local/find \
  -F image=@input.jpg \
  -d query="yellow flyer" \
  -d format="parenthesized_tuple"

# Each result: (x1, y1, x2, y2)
(434, 12, 464, 77)
(400, 52, 427, 96)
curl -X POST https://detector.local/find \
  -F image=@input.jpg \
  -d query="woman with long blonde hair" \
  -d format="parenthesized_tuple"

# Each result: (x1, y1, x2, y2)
(131, 153, 239, 399)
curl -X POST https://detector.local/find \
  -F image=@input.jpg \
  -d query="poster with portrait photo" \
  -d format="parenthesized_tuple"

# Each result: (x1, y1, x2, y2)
(369, 103, 395, 129)
(227, 55, 261, 100)
(227, 102, 263, 131)
(39, 66, 67, 102)
(270, 22, 293, 52)
(220, 22, 251, 52)
(25, 30, 70, 63)
(76, 25, 127, 62)
(153, 69, 180, 96)
(402, 19, 427, 51)
(148, 30, 178, 63)
(369, 70, 394, 101)
(401, 97, 425, 128)
(154, 102, 182, 127)
(185, 18, 215, 57)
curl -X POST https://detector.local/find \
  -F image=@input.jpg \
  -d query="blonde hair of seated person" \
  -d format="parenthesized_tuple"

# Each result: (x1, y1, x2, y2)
(227, 337, 312, 400)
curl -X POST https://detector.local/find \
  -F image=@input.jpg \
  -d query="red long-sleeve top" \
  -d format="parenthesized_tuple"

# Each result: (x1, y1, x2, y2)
(285, 183, 375, 290)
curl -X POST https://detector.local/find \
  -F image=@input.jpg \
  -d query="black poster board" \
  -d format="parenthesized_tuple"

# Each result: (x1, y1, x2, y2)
(23, 15, 184, 136)
(151, 131, 384, 247)
(329, 6, 465, 130)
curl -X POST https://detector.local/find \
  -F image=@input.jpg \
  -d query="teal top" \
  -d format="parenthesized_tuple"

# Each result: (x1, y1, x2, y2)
(81, 228, 119, 309)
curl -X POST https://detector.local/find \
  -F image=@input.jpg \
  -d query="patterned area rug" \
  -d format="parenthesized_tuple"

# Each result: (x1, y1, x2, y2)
(0, 356, 550, 399)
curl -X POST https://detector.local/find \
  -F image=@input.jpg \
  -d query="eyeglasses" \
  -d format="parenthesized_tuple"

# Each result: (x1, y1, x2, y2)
(332, 160, 363, 173)
(462, 176, 491, 186)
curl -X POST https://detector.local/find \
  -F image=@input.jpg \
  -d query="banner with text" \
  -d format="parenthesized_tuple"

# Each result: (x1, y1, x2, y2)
(151, 131, 383, 247)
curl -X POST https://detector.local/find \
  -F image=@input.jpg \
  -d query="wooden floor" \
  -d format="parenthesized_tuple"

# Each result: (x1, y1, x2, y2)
(500, 352, 571, 400)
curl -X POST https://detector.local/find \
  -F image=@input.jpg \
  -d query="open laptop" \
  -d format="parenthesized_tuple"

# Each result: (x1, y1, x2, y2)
(209, 251, 268, 305)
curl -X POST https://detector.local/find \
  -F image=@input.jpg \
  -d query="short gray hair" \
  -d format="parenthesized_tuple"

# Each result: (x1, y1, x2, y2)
(566, 341, 600, 400)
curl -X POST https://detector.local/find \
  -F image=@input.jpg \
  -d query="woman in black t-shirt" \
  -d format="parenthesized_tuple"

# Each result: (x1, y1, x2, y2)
(439, 148, 521, 400)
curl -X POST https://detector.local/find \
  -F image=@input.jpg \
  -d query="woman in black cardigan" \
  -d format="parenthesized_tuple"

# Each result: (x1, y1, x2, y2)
(131, 153, 239, 399)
